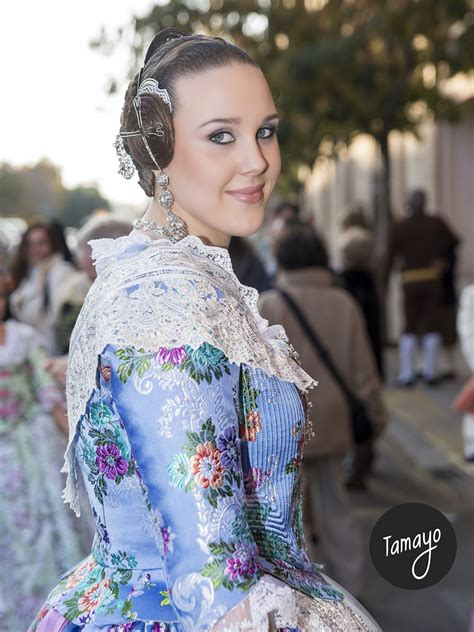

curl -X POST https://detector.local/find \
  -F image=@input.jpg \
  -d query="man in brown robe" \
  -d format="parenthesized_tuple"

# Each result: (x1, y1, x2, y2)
(385, 189, 460, 386)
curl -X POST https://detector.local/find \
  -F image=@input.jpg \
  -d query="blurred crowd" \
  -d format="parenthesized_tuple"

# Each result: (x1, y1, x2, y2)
(0, 194, 471, 628)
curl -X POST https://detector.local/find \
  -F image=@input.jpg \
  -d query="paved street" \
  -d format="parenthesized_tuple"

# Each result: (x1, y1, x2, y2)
(313, 349, 474, 632)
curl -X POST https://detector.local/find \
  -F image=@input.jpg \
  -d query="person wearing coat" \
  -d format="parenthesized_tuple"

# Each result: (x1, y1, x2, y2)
(258, 223, 387, 598)
(385, 189, 460, 386)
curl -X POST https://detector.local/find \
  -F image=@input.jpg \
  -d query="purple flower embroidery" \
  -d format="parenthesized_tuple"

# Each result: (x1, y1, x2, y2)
(244, 467, 265, 492)
(225, 556, 246, 581)
(161, 525, 176, 556)
(156, 346, 187, 366)
(96, 444, 128, 480)
(225, 545, 259, 582)
(216, 427, 239, 469)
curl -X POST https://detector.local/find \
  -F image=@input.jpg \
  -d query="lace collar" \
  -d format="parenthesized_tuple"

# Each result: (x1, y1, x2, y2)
(90, 231, 268, 335)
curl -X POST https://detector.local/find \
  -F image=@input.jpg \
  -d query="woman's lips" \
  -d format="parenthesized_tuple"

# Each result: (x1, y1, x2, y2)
(226, 184, 264, 204)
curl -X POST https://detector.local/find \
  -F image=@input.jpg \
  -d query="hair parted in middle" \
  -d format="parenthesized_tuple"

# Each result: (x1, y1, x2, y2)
(120, 28, 259, 197)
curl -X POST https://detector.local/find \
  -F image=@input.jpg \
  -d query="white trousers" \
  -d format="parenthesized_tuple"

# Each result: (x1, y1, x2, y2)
(399, 332, 441, 381)
(303, 456, 365, 597)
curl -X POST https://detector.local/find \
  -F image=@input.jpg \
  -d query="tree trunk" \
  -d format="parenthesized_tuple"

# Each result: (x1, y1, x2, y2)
(374, 131, 392, 259)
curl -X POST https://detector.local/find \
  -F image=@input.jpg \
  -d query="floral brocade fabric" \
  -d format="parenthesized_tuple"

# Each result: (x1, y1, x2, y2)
(30, 340, 344, 631)
(30, 234, 380, 631)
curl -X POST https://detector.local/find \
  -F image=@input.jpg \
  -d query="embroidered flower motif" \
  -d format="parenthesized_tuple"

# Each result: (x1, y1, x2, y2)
(100, 364, 111, 382)
(89, 401, 113, 429)
(114, 424, 131, 460)
(156, 346, 187, 366)
(244, 467, 265, 492)
(168, 452, 194, 491)
(224, 546, 259, 582)
(77, 579, 110, 612)
(224, 556, 247, 581)
(190, 442, 224, 489)
(216, 426, 239, 469)
(96, 444, 128, 480)
(241, 410, 261, 442)
(161, 525, 176, 556)
(65, 557, 96, 590)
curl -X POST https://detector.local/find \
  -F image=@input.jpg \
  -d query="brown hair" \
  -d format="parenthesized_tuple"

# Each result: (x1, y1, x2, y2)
(274, 223, 329, 270)
(120, 28, 259, 197)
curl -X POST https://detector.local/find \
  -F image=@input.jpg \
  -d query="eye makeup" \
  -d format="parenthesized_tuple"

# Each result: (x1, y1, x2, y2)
(209, 124, 279, 145)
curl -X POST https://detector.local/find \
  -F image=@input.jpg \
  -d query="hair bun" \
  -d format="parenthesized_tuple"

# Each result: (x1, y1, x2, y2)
(144, 28, 189, 65)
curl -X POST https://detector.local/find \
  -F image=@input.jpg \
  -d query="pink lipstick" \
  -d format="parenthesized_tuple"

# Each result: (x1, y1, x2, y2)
(226, 184, 264, 204)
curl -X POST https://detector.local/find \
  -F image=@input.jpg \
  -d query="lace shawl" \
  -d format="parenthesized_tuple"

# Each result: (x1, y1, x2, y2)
(63, 233, 316, 515)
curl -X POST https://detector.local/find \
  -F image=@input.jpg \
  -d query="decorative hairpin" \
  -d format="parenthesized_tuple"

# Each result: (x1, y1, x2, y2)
(114, 76, 172, 179)
(137, 78, 172, 114)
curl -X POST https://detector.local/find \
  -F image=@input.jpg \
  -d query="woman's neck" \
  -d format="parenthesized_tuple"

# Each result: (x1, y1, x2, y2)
(143, 198, 231, 249)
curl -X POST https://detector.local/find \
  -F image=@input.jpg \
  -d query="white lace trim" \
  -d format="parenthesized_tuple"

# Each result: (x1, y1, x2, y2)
(212, 574, 381, 631)
(63, 233, 316, 515)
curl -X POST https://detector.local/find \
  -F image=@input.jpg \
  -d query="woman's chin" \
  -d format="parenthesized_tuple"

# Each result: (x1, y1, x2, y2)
(230, 210, 266, 238)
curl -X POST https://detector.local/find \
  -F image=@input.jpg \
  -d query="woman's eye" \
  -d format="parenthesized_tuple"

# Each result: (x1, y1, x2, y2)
(209, 131, 235, 145)
(257, 126, 277, 140)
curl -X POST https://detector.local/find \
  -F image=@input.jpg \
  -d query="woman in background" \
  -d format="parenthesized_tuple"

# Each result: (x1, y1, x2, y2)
(9, 220, 76, 355)
(0, 269, 84, 630)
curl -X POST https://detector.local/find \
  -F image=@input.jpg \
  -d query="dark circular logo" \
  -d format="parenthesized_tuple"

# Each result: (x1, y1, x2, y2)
(369, 503, 457, 589)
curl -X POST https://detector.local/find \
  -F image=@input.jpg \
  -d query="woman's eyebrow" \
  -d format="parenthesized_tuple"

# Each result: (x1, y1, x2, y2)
(198, 113, 279, 129)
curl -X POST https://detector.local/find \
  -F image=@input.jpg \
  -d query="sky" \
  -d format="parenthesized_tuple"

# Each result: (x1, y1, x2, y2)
(0, 0, 159, 209)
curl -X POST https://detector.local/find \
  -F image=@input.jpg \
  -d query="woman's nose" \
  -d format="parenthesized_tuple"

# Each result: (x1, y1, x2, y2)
(240, 139, 269, 176)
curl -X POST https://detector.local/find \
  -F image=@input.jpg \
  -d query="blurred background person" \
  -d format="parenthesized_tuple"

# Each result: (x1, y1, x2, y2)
(53, 215, 132, 358)
(337, 223, 384, 489)
(337, 220, 383, 379)
(454, 284, 474, 462)
(439, 235, 460, 380)
(340, 204, 372, 233)
(9, 220, 76, 355)
(0, 268, 85, 631)
(258, 223, 387, 598)
(385, 189, 460, 387)
(228, 236, 271, 292)
(251, 199, 300, 282)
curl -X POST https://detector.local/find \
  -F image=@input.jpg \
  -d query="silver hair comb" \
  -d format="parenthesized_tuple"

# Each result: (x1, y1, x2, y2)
(114, 74, 172, 179)
(137, 78, 172, 113)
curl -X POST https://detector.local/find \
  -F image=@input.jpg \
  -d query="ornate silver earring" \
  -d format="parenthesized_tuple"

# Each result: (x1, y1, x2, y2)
(133, 171, 189, 243)
(114, 135, 135, 179)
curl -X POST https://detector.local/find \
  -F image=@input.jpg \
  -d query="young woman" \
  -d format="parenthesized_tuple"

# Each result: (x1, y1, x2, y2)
(30, 29, 380, 631)
(0, 269, 85, 630)
(9, 221, 76, 355)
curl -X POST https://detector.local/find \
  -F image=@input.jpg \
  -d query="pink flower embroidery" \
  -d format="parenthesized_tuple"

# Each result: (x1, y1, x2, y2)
(241, 411, 261, 442)
(156, 346, 187, 366)
(190, 442, 224, 489)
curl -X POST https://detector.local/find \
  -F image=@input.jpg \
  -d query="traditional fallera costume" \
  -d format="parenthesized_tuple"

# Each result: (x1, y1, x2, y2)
(30, 232, 380, 631)
(0, 320, 85, 630)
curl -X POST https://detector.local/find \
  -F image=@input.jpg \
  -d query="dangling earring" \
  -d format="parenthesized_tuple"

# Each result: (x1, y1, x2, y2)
(133, 170, 189, 243)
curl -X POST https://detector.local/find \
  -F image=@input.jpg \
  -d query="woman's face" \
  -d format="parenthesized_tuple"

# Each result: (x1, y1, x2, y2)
(25, 227, 53, 266)
(164, 63, 281, 248)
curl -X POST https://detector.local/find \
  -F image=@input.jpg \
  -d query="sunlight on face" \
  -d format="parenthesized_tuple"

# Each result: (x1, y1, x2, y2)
(165, 63, 281, 247)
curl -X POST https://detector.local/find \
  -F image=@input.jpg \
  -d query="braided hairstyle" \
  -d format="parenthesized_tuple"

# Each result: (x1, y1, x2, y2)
(120, 28, 259, 197)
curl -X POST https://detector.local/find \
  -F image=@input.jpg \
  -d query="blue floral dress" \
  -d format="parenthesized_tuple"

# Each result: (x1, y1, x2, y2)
(30, 233, 379, 631)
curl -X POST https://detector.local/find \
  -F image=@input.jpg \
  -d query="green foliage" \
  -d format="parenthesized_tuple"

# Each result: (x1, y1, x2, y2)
(62, 185, 110, 228)
(0, 159, 110, 225)
(92, 0, 473, 181)
(115, 347, 154, 384)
